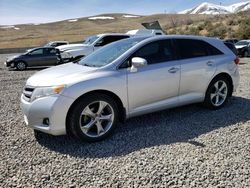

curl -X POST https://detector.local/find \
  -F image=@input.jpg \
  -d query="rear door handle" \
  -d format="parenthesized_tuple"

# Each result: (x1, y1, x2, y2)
(207, 61, 214, 66)
(168, 67, 179, 73)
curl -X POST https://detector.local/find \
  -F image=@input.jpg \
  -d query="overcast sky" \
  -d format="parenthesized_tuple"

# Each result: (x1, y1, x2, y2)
(0, 0, 247, 25)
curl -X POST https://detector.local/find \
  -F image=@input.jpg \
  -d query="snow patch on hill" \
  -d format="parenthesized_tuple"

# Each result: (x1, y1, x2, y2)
(122, 15, 140, 18)
(0, 25, 20, 30)
(68, 19, 78, 22)
(88, 16, 114, 20)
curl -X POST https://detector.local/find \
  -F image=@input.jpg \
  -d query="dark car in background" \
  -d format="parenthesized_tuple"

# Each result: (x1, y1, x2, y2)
(5, 47, 62, 70)
(235, 40, 250, 57)
(224, 39, 239, 45)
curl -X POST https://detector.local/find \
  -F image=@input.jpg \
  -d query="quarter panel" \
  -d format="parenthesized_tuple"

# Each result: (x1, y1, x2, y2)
(179, 56, 218, 102)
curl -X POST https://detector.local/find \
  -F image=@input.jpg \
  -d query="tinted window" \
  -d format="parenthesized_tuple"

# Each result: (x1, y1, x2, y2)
(176, 39, 223, 59)
(44, 48, 57, 55)
(57, 42, 67, 46)
(224, 42, 237, 55)
(29, 49, 43, 55)
(95, 36, 130, 46)
(133, 40, 175, 65)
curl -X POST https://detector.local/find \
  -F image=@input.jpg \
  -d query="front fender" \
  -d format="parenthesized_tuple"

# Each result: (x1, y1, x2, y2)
(61, 71, 128, 114)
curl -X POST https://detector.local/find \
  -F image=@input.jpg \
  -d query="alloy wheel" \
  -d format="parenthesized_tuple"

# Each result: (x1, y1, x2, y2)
(16, 62, 26, 70)
(210, 80, 228, 107)
(79, 101, 114, 138)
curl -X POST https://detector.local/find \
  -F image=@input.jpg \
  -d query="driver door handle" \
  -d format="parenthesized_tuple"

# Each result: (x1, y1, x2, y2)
(168, 67, 179, 73)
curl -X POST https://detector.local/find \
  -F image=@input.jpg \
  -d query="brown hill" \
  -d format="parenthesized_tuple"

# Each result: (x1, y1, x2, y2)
(0, 12, 249, 49)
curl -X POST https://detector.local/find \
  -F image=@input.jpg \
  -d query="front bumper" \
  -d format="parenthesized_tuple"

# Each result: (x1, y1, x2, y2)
(20, 94, 74, 135)
(5, 61, 15, 67)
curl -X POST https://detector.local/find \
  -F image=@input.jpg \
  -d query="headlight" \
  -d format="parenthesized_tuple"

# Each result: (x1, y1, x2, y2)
(61, 52, 72, 59)
(30, 85, 66, 102)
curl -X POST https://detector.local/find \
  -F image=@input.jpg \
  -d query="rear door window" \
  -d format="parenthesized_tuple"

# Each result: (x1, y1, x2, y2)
(44, 48, 57, 55)
(175, 39, 223, 59)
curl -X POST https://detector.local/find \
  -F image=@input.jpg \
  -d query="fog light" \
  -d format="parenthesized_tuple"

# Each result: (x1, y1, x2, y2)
(43, 118, 50, 125)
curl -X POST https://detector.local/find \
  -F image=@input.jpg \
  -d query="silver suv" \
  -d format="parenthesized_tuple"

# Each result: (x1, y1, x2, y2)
(21, 35, 240, 142)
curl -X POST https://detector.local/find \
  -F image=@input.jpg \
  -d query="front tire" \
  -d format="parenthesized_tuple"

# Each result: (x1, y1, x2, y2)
(68, 94, 119, 142)
(203, 77, 230, 110)
(16, 61, 27, 71)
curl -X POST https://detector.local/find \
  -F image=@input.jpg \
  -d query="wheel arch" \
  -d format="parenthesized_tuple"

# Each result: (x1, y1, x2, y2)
(208, 72, 234, 96)
(65, 89, 126, 134)
(15, 60, 28, 66)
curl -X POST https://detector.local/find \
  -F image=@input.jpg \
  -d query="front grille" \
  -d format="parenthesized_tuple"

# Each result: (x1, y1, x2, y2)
(23, 86, 35, 101)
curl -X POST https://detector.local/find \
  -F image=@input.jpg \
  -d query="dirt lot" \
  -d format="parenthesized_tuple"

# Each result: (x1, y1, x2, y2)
(0, 54, 249, 187)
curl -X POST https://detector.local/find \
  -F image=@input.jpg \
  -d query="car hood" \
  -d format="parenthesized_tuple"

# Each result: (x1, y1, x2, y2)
(26, 63, 97, 87)
(57, 44, 90, 51)
(7, 54, 23, 61)
(235, 45, 247, 49)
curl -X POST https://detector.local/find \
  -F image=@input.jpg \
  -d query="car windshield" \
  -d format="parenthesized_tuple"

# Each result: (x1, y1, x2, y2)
(236, 41, 249, 45)
(44, 42, 53, 47)
(78, 37, 147, 67)
(83, 35, 100, 45)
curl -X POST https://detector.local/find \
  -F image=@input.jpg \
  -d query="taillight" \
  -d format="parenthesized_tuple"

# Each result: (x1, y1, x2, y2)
(234, 57, 240, 65)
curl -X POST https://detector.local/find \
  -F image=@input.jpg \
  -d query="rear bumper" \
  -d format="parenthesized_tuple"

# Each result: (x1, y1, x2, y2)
(232, 68, 240, 92)
(20, 94, 74, 135)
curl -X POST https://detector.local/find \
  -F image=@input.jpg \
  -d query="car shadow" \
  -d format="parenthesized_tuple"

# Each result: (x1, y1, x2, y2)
(36, 96, 250, 158)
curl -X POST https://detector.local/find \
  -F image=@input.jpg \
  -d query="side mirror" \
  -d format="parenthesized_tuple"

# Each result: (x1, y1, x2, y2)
(130, 57, 147, 73)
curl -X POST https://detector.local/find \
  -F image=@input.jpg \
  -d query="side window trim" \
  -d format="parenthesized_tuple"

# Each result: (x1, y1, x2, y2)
(174, 38, 223, 60)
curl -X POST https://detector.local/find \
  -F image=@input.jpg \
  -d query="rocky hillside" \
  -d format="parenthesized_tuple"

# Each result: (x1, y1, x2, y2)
(168, 10, 250, 39)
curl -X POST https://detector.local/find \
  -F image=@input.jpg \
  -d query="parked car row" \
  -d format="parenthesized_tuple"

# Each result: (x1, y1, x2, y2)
(224, 38, 250, 57)
(5, 29, 164, 70)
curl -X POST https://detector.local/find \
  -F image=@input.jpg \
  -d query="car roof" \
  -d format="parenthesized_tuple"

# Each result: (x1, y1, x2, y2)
(29, 47, 56, 51)
(96, 33, 130, 37)
(135, 35, 222, 44)
(49, 41, 68, 43)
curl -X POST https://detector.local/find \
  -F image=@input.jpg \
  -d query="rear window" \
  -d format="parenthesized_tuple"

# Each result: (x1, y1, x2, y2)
(224, 42, 237, 55)
(97, 35, 130, 46)
(175, 39, 223, 59)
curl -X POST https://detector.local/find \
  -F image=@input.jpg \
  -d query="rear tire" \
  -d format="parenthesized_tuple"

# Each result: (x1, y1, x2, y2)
(203, 76, 231, 110)
(243, 51, 249, 57)
(16, 61, 27, 71)
(68, 93, 119, 142)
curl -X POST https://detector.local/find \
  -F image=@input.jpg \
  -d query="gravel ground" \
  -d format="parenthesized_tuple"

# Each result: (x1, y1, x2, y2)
(0, 54, 249, 187)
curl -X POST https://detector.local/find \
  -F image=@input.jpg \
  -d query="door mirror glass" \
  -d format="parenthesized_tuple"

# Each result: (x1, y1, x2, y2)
(131, 57, 147, 72)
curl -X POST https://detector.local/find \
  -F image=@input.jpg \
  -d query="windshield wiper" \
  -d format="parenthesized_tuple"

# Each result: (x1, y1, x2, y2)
(82, 63, 93, 67)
